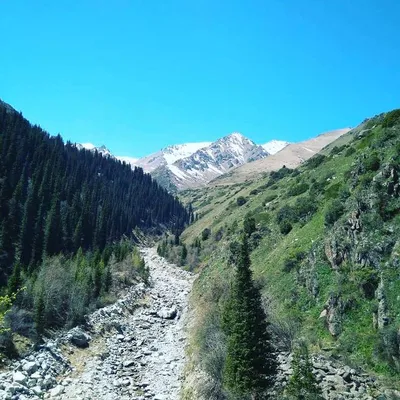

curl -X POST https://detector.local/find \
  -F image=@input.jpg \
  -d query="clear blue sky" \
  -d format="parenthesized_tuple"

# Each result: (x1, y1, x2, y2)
(1, 0, 399, 158)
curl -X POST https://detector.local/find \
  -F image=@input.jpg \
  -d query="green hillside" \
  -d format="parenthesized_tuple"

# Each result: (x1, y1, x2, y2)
(166, 109, 400, 397)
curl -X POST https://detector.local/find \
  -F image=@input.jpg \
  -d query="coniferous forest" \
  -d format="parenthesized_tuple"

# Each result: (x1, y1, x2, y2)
(0, 100, 190, 339)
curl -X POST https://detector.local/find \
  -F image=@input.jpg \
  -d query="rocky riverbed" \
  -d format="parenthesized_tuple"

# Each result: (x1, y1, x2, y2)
(0, 248, 194, 400)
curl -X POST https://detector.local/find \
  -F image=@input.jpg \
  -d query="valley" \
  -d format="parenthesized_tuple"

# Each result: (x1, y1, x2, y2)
(0, 248, 194, 400)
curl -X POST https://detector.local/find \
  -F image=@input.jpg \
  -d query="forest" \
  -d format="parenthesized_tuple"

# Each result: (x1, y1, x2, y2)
(0, 100, 190, 343)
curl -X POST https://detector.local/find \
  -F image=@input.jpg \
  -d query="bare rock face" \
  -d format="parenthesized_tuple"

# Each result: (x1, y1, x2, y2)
(325, 237, 348, 270)
(323, 294, 344, 337)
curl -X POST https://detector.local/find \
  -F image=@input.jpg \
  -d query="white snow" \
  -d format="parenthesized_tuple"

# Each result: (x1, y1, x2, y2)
(261, 140, 290, 155)
(80, 142, 96, 150)
(168, 164, 189, 181)
(117, 156, 139, 166)
(163, 142, 211, 165)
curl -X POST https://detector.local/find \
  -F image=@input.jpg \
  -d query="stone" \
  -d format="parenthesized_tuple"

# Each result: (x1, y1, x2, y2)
(22, 361, 39, 375)
(68, 327, 91, 348)
(31, 386, 43, 396)
(157, 306, 177, 320)
(50, 385, 64, 397)
(13, 371, 27, 385)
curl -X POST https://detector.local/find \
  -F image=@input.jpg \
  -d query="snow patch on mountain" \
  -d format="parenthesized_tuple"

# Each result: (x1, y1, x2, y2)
(116, 156, 139, 167)
(162, 142, 212, 165)
(262, 140, 290, 155)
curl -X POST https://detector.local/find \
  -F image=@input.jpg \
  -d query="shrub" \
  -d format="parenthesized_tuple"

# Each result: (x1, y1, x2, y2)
(324, 200, 345, 226)
(363, 153, 380, 172)
(292, 196, 317, 223)
(202, 228, 211, 241)
(279, 220, 293, 235)
(283, 252, 305, 273)
(236, 196, 247, 206)
(250, 189, 259, 195)
(243, 215, 256, 237)
(305, 154, 326, 169)
(214, 227, 224, 242)
(287, 183, 309, 197)
(263, 193, 278, 204)
(345, 146, 356, 157)
(330, 145, 346, 155)
(266, 166, 293, 187)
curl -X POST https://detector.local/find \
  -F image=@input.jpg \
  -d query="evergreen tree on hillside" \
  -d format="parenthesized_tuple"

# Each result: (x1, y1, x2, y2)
(0, 100, 189, 286)
(223, 236, 277, 399)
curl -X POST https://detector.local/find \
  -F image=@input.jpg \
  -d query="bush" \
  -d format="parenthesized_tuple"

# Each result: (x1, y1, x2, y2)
(363, 153, 380, 172)
(305, 154, 326, 169)
(287, 183, 309, 197)
(243, 215, 256, 237)
(345, 146, 356, 157)
(330, 145, 346, 155)
(236, 196, 247, 206)
(263, 194, 277, 205)
(214, 227, 224, 242)
(266, 166, 293, 187)
(324, 200, 345, 227)
(283, 252, 305, 273)
(292, 196, 317, 223)
(202, 228, 211, 241)
(279, 220, 293, 235)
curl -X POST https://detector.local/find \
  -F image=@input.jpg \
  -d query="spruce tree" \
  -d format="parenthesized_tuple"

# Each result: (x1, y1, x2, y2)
(223, 236, 277, 399)
(285, 343, 322, 400)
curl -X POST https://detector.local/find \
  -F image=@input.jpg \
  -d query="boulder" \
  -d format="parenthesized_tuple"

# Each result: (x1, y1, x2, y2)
(22, 361, 39, 375)
(157, 306, 177, 320)
(68, 328, 91, 348)
(12, 371, 27, 386)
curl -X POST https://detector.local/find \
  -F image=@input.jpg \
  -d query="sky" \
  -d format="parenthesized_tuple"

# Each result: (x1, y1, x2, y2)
(0, 1, 399, 158)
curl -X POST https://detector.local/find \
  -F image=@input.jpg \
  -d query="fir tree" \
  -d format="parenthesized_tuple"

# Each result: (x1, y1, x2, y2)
(285, 343, 322, 400)
(223, 236, 277, 399)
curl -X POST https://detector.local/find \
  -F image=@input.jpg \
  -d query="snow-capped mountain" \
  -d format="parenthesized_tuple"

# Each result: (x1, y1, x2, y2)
(134, 142, 211, 173)
(169, 133, 268, 188)
(262, 140, 290, 155)
(77, 134, 268, 190)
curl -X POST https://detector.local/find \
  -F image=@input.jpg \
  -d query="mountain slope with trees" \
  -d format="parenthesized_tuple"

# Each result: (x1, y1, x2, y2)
(0, 99, 190, 347)
(171, 109, 400, 398)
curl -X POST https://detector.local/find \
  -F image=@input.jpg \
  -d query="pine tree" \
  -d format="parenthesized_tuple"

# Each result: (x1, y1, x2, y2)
(223, 236, 277, 399)
(43, 196, 62, 256)
(7, 262, 22, 295)
(285, 343, 322, 400)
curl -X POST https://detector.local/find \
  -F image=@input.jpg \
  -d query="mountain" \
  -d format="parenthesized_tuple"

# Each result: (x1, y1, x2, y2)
(135, 142, 211, 173)
(262, 139, 290, 154)
(76, 131, 347, 191)
(169, 133, 268, 189)
(211, 128, 351, 186)
(168, 109, 400, 397)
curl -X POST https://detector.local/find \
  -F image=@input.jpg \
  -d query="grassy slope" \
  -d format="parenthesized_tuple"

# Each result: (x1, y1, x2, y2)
(180, 112, 400, 391)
